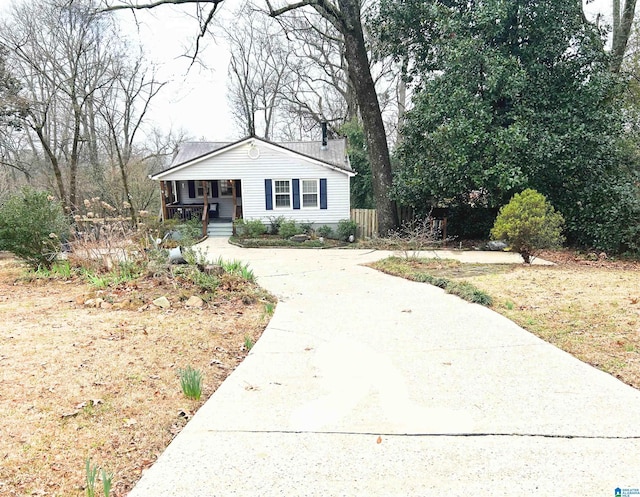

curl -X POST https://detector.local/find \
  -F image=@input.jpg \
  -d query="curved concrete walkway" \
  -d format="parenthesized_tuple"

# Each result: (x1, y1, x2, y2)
(129, 239, 640, 496)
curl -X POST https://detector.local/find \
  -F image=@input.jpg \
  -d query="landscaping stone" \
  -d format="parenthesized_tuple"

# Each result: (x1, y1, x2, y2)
(152, 296, 171, 309)
(486, 240, 508, 251)
(185, 296, 204, 308)
(202, 264, 224, 276)
(290, 234, 310, 243)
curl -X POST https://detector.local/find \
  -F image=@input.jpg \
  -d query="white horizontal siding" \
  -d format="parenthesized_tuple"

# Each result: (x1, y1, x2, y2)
(161, 141, 351, 223)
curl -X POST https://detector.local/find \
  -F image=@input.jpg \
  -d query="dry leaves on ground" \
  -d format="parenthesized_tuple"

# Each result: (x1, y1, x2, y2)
(0, 255, 271, 497)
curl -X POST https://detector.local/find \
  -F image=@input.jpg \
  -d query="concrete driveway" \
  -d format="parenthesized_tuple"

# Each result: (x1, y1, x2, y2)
(129, 239, 640, 496)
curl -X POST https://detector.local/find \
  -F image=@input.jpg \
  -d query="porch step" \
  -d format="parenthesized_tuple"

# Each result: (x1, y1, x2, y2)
(207, 223, 233, 237)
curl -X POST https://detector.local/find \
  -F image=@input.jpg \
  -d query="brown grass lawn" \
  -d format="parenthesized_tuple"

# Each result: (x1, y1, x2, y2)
(0, 254, 273, 497)
(371, 251, 640, 389)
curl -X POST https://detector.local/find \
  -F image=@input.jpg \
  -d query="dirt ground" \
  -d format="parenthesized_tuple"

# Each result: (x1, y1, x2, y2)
(0, 254, 271, 497)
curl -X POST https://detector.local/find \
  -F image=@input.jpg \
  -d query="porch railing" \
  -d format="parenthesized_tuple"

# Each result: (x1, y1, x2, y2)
(166, 204, 204, 222)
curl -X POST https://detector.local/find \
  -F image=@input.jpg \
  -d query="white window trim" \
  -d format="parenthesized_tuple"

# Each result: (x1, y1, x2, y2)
(172, 181, 179, 203)
(301, 178, 320, 209)
(273, 179, 292, 209)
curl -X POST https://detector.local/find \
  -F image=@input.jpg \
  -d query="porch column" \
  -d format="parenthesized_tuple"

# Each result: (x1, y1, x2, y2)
(231, 180, 237, 221)
(160, 181, 168, 221)
(202, 180, 209, 238)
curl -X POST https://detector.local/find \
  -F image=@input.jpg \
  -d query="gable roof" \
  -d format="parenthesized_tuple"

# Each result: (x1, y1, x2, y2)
(153, 136, 353, 180)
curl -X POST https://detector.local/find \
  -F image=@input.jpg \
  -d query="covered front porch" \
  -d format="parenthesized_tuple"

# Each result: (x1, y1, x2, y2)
(159, 179, 243, 237)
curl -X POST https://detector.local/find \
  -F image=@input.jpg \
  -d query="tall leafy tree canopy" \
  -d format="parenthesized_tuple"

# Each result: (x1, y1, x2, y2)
(377, 0, 640, 251)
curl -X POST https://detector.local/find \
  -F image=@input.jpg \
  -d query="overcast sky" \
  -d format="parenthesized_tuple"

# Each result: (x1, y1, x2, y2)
(116, 0, 614, 141)
(0, 0, 615, 142)
(110, 1, 243, 141)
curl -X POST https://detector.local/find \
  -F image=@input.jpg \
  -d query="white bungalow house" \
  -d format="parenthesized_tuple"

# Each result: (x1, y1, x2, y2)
(150, 133, 354, 237)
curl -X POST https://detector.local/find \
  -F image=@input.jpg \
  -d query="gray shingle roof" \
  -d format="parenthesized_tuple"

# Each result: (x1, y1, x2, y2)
(167, 137, 352, 173)
(170, 142, 229, 167)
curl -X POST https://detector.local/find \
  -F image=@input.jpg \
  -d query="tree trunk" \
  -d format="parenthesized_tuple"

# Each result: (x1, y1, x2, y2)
(396, 58, 408, 142)
(610, 0, 637, 72)
(338, 0, 398, 235)
(33, 124, 67, 210)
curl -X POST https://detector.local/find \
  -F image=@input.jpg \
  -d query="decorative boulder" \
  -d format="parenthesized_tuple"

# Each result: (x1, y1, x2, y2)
(486, 240, 508, 251)
(290, 234, 310, 243)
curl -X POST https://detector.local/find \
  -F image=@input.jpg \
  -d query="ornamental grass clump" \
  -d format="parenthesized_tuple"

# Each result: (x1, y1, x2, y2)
(491, 189, 565, 264)
(179, 366, 203, 401)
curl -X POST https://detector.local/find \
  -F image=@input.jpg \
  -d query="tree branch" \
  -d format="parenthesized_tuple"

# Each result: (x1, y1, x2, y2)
(266, 0, 345, 33)
(103, 0, 223, 12)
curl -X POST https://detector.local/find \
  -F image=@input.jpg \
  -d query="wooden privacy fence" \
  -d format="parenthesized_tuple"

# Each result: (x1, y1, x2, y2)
(351, 209, 378, 238)
(351, 208, 448, 240)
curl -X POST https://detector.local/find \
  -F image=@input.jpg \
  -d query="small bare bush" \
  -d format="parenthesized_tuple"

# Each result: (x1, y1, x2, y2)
(68, 219, 139, 273)
(386, 216, 450, 258)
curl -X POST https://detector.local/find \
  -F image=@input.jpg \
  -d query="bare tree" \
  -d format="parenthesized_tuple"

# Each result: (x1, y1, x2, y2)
(266, 0, 398, 233)
(98, 53, 167, 220)
(1, 0, 117, 211)
(224, 3, 292, 139)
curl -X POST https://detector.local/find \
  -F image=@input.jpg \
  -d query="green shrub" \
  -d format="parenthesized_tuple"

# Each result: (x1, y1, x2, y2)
(491, 188, 564, 264)
(175, 218, 202, 245)
(235, 219, 266, 238)
(317, 225, 333, 238)
(299, 221, 314, 235)
(279, 219, 299, 239)
(337, 219, 358, 241)
(268, 215, 286, 235)
(0, 188, 70, 269)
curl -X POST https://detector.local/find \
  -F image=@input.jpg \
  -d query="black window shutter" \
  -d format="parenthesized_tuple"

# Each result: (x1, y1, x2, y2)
(235, 180, 242, 198)
(265, 179, 273, 210)
(211, 181, 219, 198)
(292, 179, 300, 209)
(188, 180, 196, 198)
(320, 178, 327, 209)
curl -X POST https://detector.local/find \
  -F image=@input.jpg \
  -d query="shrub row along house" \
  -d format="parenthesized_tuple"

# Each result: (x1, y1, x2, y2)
(151, 129, 354, 237)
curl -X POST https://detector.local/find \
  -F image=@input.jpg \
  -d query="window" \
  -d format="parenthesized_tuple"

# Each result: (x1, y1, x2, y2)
(302, 179, 319, 208)
(196, 182, 211, 198)
(274, 180, 291, 208)
(219, 180, 233, 197)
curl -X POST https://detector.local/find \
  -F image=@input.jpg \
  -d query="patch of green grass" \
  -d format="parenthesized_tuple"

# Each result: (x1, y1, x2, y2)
(85, 458, 112, 497)
(215, 257, 255, 282)
(85, 458, 99, 497)
(84, 272, 110, 289)
(102, 469, 113, 497)
(188, 269, 219, 293)
(263, 302, 275, 317)
(370, 257, 493, 306)
(81, 260, 144, 289)
(445, 280, 493, 306)
(22, 260, 74, 281)
(244, 335, 255, 351)
(179, 366, 202, 401)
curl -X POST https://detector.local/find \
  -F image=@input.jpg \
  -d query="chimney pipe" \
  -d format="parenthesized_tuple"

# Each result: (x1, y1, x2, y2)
(321, 122, 328, 149)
